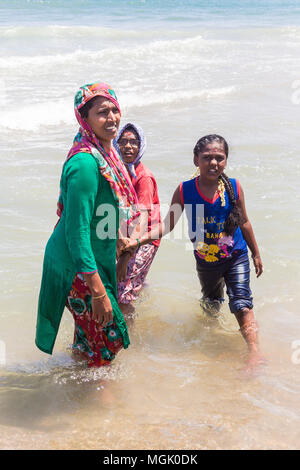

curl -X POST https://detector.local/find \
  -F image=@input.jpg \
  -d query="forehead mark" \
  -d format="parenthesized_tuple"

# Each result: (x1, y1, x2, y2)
(122, 130, 136, 137)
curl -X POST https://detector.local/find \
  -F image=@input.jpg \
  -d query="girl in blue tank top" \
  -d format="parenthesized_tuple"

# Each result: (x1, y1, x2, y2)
(124, 134, 265, 373)
(180, 175, 248, 264)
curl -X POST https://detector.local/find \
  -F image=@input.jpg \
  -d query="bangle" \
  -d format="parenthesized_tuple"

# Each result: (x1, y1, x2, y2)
(136, 239, 141, 249)
(92, 293, 107, 300)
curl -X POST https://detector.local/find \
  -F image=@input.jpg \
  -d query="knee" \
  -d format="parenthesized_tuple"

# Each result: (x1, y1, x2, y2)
(229, 297, 253, 315)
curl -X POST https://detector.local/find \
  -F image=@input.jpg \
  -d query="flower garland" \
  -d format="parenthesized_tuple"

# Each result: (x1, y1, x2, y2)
(217, 177, 226, 206)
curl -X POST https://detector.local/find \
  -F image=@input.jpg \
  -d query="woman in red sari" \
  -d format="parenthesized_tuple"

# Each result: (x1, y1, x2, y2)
(114, 123, 161, 318)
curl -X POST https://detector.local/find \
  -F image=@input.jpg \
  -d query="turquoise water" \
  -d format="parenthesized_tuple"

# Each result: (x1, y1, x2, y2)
(1, 0, 300, 30)
(0, 0, 300, 450)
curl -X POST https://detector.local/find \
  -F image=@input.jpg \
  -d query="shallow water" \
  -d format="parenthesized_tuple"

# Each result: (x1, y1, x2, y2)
(1, 0, 300, 450)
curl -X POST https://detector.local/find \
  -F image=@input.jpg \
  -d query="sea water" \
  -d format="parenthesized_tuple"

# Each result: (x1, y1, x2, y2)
(0, 0, 300, 450)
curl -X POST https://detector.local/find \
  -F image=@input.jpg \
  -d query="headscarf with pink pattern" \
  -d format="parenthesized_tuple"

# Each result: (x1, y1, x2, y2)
(57, 82, 139, 229)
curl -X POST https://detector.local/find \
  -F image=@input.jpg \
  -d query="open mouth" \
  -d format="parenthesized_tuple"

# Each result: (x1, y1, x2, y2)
(105, 125, 117, 132)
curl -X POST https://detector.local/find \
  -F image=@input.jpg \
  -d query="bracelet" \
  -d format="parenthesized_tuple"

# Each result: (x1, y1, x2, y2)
(92, 293, 107, 300)
(136, 239, 141, 249)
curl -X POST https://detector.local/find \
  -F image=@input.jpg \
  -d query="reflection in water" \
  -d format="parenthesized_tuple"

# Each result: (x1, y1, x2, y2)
(0, 305, 299, 449)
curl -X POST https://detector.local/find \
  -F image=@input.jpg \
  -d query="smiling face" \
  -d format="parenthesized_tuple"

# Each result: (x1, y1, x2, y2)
(118, 129, 140, 164)
(194, 141, 227, 181)
(85, 96, 121, 147)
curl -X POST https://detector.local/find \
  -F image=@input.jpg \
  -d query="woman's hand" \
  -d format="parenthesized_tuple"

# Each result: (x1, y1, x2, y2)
(117, 252, 131, 282)
(121, 239, 139, 255)
(117, 236, 133, 257)
(91, 294, 113, 327)
(252, 255, 263, 277)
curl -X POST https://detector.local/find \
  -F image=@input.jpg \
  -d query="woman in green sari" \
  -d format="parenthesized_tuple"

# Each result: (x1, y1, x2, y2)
(36, 81, 139, 367)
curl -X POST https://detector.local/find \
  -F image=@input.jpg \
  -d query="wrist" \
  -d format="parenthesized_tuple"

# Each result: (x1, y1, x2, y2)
(92, 292, 107, 301)
(139, 235, 148, 246)
(90, 286, 106, 297)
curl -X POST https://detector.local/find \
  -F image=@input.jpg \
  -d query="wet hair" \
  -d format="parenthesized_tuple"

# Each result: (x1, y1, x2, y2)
(78, 96, 100, 120)
(193, 134, 229, 159)
(193, 134, 241, 235)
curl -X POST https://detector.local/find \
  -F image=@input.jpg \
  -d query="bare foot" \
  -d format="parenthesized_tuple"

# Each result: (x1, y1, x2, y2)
(97, 382, 116, 408)
(241, 351, 267, 378)
(119, 302, 136, 329)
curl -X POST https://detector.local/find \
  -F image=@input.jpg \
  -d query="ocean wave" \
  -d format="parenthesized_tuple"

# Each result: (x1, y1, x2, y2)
(2, 27, 298, 74)
(0, 86, 235, 131)
(0, 24, 145, 39)
(0, 35, 206, 70)
(278, 25, 300, 40)
(0, 99, 74, 131)
(122, 86, 236, 108)
(0, 48, 101, 69)
(2, 23, 300, 40)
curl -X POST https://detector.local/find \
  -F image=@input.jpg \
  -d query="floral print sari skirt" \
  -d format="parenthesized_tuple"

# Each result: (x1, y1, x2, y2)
(66, 274, 124, 368)
(118, 243, 158, 304)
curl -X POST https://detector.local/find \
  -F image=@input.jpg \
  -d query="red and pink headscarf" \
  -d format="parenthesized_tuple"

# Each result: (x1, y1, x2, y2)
(57, 81, 139, 227)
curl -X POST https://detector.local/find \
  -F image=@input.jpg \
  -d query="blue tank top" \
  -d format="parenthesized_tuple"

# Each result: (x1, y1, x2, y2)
(180, 177, 248, 265)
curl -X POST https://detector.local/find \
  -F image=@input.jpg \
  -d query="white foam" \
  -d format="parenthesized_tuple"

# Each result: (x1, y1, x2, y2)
(0, 24, 149, 39)
(0, 99, 75, 131)
(0, 86, 235, 131)
(0, 35, 205, 71)
(121, 86, 236, 109)
(0, 48, 104, 70)
(4, 352, 77, 375)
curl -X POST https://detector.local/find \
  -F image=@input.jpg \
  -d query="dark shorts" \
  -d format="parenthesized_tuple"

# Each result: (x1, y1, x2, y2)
(196, 253, 253, 314)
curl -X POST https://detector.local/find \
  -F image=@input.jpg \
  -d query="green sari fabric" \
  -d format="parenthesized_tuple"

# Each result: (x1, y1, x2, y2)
(35, 152, 129, 355)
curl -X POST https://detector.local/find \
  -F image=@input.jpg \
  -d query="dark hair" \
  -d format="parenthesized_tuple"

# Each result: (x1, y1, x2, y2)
(193, 134, 241, 236)
(118, 125, 140, 145)
(193, 134, 229, 158)
(78, 96, 99, 120)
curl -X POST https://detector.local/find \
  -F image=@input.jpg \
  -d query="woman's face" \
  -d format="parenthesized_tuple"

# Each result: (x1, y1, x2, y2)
(85, 96, 121, 146)
(194, 141, 227, 181)
(118, 129, 140, 164)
